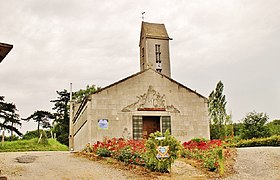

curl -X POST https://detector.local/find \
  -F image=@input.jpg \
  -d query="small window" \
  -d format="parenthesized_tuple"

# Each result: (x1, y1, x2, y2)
(155, 44, 161, 63)
(142, 47, 144, 57)
(162, 116, 171, 134)
(155, 44, 162, 72)
(133, 116, 143, 140)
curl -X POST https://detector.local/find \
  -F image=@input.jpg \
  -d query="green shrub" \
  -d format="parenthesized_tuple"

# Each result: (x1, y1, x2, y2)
(0, 135, 19, 141)
(114, 147, 143, 165)
(191, 137, 208, 143)
(144, 130, 181, 173)
(23, 129, 51, 140)
(96, 147, 111, 157)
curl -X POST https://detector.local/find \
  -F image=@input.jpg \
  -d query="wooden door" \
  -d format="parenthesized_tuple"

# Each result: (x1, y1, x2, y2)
(142, 116, 160, 139)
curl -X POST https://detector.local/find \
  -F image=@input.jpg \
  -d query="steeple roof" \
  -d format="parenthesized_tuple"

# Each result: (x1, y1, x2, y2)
(140, 21, 170, 40)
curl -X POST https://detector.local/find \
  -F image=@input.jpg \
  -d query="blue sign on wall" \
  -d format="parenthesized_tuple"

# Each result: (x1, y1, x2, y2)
(98, 119, 109, 129)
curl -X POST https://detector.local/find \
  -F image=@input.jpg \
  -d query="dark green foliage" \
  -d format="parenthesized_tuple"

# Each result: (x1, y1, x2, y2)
(0, 135, 19, 141)
(233, 123, 243, 137)
(0, 96, 22, 137)
(191, 137, 208, 143)
(266, 119, 280, 136)
(51, 89, 70, 146)
(23, 129, 51, 140)
(114, 147, 143, 165)
(208, 81, 228, 140)
(96, 147, 111, 157)
(22, 110, 54, 137)
(144, 130, 181, 173)
(73, 84, 100, 103)
(239, 111, 270, 139)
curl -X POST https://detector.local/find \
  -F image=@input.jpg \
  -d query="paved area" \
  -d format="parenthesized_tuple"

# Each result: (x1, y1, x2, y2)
(225, 147, 280, 180)
(0, 147, 279, 179)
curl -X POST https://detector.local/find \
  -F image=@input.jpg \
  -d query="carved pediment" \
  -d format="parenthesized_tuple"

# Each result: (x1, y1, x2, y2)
(122, 86, 180, 113)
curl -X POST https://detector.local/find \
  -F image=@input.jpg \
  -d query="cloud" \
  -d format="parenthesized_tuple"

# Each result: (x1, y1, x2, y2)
(0, 0, 279, 134)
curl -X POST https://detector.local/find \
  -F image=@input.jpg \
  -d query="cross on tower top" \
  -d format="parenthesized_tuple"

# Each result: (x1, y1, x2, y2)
(141, 12, 145, 21)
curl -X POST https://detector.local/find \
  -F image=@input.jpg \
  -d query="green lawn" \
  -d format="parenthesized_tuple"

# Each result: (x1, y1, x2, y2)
(0, 138, 68, 152)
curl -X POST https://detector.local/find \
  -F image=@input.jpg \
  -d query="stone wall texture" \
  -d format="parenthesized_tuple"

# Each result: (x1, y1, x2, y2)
(72, 69, 210, 151)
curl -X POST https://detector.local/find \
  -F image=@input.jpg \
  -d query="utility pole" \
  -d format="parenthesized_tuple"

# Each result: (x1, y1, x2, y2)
(69, 83, 74, 151)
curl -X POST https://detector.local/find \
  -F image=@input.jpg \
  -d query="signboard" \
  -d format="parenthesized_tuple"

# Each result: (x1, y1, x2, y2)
(98, 119, 109, 129)
(156, 146, 169, 159)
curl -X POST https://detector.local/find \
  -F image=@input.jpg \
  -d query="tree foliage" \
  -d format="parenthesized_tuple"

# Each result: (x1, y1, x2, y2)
(51, 89, 70, 146)
(208, 81, 228, 140)
(266, 119, 280, 136)
(23, 129, 52, 140)
(0, 96, 22, 143)
(239, 111, 270, 139)
(22, 110, 53, 137)
(73, 84, 100, 103)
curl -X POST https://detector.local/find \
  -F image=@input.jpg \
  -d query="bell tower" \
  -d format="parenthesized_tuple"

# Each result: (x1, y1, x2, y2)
(139, 22, 172, 77)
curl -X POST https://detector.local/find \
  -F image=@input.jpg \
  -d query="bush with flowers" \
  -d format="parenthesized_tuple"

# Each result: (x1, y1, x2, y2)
(90, 130, 181, 172)
(91, 137, 146, 166)
(181, 138, 228, 173)
(88, 135, 231, 174)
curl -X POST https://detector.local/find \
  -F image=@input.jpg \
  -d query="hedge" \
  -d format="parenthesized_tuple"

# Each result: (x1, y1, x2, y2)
(233, 135, 280, 147)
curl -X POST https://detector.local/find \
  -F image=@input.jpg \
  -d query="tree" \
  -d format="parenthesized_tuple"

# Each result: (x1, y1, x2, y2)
(51, 89, 70, 146)
(5, 111, 22, 139)
(239, 111, 270, 139)
(208, 81, 228, 140)
(0, 96, 22, 144)
(233, 122, 243, 137)
(73, 84, 100, 103)
(22, 110, 54, 137)
(265, 119, 280, 136)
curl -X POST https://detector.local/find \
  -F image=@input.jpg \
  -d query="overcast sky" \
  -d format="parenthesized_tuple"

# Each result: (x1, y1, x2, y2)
(0, 0, 279, 133)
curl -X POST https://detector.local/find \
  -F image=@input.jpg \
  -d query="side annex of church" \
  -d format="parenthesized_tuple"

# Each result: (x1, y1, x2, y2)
(70, 22, 210, 151)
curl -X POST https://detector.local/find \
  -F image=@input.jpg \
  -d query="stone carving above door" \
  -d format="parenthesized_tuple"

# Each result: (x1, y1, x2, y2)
(122, 86, 180, 113)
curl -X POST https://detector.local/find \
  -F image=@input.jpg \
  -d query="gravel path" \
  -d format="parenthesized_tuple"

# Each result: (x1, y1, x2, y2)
(0, 147, 279, 179)
(0, 151, 140, 180)
(226, 147, 280, 180)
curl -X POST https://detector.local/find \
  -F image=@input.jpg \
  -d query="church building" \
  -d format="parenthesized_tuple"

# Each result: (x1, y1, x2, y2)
(70, 22, 210, 151)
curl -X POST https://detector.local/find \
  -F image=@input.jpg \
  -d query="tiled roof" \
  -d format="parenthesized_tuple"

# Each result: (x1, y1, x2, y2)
(141, 21, 169, 39)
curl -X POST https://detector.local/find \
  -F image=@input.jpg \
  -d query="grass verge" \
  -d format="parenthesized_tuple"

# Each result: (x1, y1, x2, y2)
(0, 138, 68, 152)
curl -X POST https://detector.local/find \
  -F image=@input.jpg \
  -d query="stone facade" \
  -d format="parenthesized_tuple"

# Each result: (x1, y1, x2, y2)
(71, 69, 210, 151)
(70, 22, 210, 151)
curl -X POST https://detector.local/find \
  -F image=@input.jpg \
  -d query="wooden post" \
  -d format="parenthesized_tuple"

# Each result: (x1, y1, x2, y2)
(38, 133, 42, 144)
(1, 131, 4, 146)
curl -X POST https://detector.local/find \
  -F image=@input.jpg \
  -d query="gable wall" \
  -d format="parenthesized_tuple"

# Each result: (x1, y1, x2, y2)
(73, 70, 209, 150)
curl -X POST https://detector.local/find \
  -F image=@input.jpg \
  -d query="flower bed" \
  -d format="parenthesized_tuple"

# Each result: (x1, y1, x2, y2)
(87, 136, 232, 175)
(182, 138, 230, 173)
(90, 130, 181, 173)
(91, 137, 146, 166)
